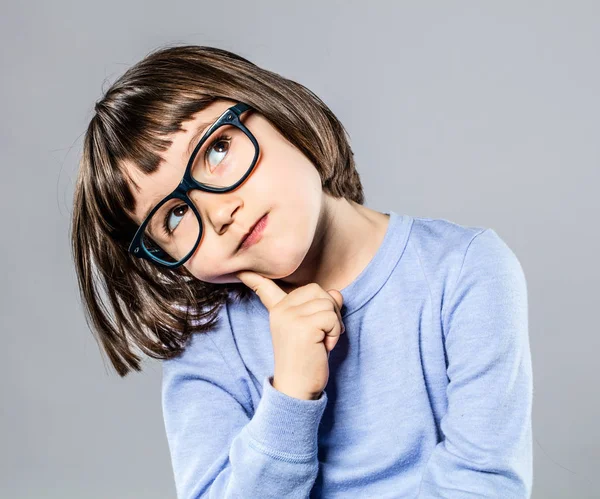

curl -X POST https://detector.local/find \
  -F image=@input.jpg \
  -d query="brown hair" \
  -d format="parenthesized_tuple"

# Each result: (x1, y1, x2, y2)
(70, 44, 365, 377)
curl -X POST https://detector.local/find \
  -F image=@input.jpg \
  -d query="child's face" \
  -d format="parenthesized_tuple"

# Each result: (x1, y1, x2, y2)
(124, 99, 325, 285)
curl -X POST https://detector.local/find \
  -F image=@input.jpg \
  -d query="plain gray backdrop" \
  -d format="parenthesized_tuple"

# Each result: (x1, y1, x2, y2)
(1, 1, 598, 498)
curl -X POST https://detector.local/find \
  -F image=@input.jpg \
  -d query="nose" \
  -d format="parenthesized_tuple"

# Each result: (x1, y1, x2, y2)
(188, 189, 243, 237)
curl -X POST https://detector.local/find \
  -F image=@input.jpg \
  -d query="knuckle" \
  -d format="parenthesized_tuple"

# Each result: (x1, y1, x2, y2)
(320, 298, 335, 310)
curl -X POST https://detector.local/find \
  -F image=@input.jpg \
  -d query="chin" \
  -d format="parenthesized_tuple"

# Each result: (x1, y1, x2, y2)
(264, 234, 309, 278)
(262, 266, 299, 281)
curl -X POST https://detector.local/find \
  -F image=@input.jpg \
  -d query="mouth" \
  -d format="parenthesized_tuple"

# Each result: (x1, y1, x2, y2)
(237, 212, 269, 252)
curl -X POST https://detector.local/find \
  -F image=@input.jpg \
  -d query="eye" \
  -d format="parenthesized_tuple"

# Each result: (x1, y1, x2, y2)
(162, 203, 188, 235)
(205, 134, 231, 171)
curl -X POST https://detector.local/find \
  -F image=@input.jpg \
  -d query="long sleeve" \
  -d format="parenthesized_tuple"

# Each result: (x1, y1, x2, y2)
(417, 228, 533, 498)
(161, 331, 328, 499)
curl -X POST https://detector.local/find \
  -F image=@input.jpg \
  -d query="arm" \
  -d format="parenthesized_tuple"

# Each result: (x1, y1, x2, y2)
(417, 229, 533, 498)
(161, 332, 327, 499)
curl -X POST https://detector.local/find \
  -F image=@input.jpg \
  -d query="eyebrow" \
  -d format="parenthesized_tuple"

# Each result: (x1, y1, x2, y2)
(139, 118, 217, 223)
(141, 192, 169, 224)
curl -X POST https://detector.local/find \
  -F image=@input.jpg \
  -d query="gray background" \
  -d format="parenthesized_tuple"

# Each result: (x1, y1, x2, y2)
(1, 1, 598, 498)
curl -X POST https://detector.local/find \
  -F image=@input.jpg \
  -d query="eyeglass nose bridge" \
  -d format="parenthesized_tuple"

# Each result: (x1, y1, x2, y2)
(172, 170, 238, 224)
(179, 175, 200, 194)
(177, 168, 239, 198)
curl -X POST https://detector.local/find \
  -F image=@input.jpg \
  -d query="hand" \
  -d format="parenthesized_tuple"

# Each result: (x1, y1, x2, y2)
(236, 271, 345, 400)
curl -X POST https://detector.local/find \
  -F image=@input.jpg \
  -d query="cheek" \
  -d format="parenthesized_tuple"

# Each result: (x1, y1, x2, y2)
(265, 171, 323, 223)
(257, 139, 322, 204)
(183, 250, 230, 283)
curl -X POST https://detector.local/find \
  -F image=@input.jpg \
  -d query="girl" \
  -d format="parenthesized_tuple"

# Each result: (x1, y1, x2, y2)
(71, 44, 533, 498)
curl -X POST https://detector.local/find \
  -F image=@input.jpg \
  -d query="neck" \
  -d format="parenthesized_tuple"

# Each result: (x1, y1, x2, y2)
(274, 197, 390, 294)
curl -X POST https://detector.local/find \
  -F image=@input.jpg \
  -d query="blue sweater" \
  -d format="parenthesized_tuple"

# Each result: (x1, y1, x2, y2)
(161, 211, 533, 498)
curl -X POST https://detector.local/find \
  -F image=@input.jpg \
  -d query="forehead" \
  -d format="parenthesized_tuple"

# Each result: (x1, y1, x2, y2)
(123, 159, 181, 224)
(124, 99, 239, 224)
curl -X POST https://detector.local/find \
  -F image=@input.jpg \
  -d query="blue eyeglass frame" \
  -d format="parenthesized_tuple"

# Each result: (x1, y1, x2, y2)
(128, 102, 259, 269)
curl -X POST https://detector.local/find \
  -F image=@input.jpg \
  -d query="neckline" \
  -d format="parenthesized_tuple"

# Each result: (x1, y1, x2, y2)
(248, 210, 413, 319)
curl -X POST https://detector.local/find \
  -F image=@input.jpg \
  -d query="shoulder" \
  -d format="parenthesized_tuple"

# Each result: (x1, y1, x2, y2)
(409, 215, 487, 256)
(161, 300, 233, 375)
(405, 215, 524, 293)
(406, 216, 485, 273)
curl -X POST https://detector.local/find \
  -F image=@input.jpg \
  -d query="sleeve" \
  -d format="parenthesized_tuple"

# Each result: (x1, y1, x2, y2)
(417, 228, 533, 498)
(161, 333, 328, 499)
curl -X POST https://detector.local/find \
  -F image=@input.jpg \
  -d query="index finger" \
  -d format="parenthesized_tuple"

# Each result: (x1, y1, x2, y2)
(236, 271, 288, 311)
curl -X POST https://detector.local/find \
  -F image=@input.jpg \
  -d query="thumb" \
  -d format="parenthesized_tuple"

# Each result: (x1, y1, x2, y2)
(236, 271, 287, 311)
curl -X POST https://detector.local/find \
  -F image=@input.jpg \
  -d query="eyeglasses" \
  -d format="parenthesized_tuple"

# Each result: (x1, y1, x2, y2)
(128, 102, 259, 268)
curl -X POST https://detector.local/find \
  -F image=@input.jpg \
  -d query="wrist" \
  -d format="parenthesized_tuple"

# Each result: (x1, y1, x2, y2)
(271, 377, 320, 401)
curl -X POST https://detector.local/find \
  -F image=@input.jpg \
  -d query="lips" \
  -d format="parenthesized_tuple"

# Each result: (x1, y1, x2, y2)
(237, 213, 268, 252)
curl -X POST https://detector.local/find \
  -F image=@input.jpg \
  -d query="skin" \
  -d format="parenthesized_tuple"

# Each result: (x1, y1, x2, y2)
(124, 98, 391, 296)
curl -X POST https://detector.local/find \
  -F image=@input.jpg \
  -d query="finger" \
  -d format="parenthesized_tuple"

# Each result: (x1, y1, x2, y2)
(325, 289, 345, 333)
(307, 310, 343, 351)
(235, 271, 287, 311)
(283, 283, 339, 309)
(326, 289, 344, 312)
(283, 284, 345, 334)
(295, 298, 340, 319)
